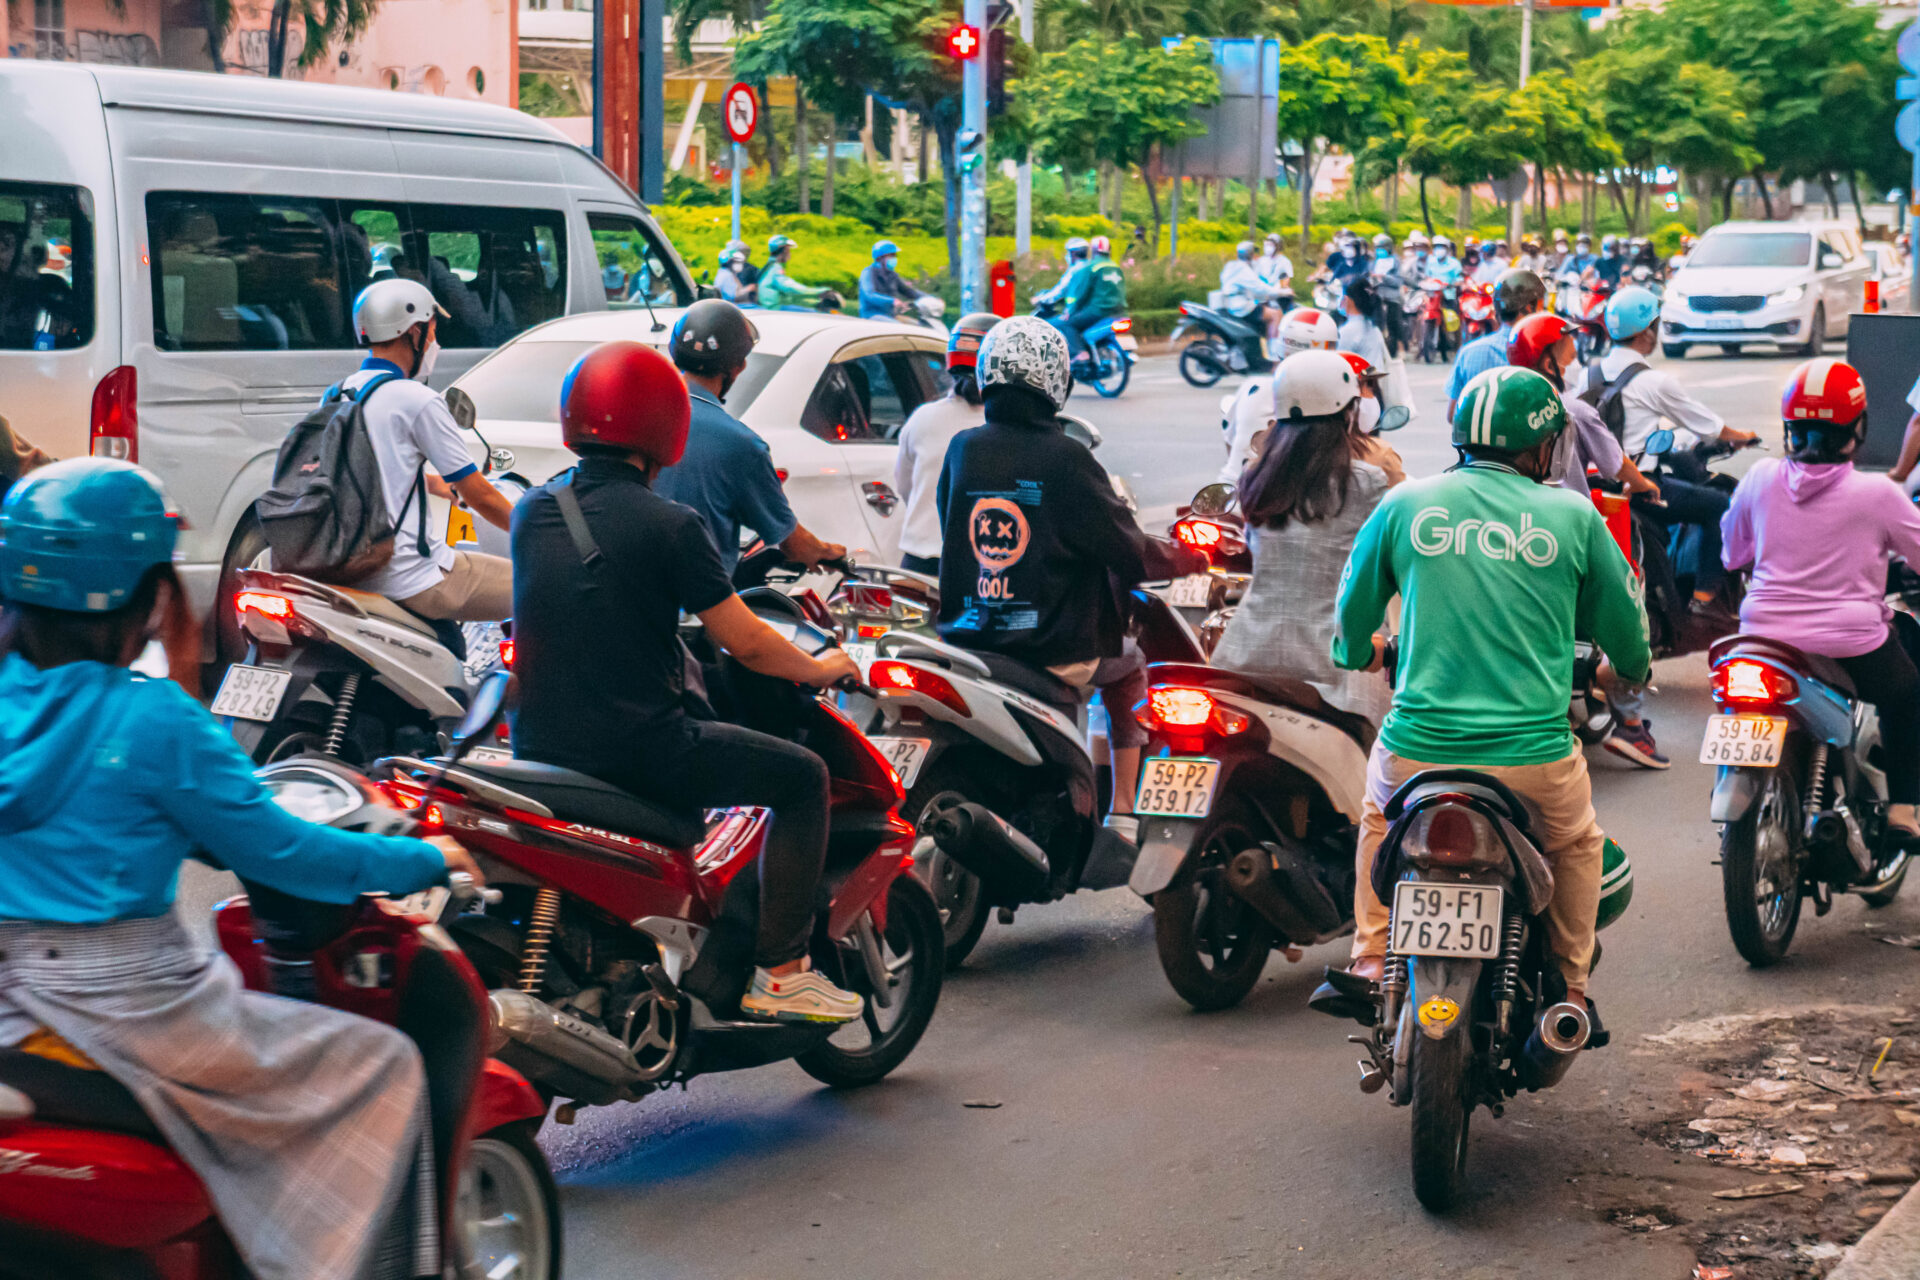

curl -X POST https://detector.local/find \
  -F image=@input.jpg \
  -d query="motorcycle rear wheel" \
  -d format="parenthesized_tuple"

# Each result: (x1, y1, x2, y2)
(1151, 803, 1273, 1011)
(1721, 768, 1803, 967)
(455, 1122, 562, 1280)
(1178, 340, 1229, 388)
(796, 874, 946, 1088)
(1409, 1026, 1473, 1212)
(1087, 337, 1132, 398)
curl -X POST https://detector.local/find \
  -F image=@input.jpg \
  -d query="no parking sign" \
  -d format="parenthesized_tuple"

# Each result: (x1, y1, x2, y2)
(724, 83, 758, 145)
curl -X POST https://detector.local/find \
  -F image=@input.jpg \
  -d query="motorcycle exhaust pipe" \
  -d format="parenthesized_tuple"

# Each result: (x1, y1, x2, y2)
(924, 801, 1051, 899)
(489, 989, 648, 1107)
(1223, 847, 1342, 944)
(1519, 1001, 1591, 1092)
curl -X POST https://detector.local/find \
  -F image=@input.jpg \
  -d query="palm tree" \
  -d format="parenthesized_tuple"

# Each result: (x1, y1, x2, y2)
(264, 0, 380, 76)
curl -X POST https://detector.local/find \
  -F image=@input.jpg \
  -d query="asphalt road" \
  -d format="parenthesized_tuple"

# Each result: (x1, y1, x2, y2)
(178, 344, 1917, 1278)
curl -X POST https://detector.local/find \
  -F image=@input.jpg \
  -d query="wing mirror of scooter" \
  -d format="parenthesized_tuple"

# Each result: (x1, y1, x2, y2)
(449, 670, 513, 762)
(1376, 404, 1412, 433)
(445, 386, 477, 432)
(1190, 482, 1237, 517)
(1643, 427, 1676, 457)
(1060, 414, 1104, 451)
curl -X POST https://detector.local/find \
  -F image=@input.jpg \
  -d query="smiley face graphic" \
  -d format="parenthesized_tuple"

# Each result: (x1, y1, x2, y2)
(969, 497, 1030, 571)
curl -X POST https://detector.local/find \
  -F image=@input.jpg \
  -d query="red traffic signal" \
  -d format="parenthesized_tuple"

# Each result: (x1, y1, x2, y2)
(947, 23, 981, 58)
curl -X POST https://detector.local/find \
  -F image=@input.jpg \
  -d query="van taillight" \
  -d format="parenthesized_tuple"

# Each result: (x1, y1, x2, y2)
(90, 366, 138, 462)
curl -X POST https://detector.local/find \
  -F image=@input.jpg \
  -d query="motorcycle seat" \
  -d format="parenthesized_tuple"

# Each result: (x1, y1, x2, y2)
(455, 759, 709, 849)
(1710, 633, 1856, 699)
(975, 652, 1084, 710)
(337, 586, 441, 638)
(1147, 662, 1374, 748)
(0, 1047, 161, 1142)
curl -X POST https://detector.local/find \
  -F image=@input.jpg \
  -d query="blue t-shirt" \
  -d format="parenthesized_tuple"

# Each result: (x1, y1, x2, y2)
(655, 386, 797, 572)
(1447, 324, 1513, 402)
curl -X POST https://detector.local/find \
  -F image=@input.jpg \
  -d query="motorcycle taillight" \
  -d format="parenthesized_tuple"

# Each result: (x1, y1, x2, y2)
(1404, 799, 1506, 873)
(1712, 658, 1797, 708)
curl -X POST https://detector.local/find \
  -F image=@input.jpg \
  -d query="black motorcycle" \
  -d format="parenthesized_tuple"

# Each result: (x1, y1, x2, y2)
(1172, 301, 1274, 388)
(1621, 429, 1757, 658)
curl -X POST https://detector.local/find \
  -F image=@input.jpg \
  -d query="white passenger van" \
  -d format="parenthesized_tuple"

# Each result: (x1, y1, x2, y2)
(0, 60, 693, 654)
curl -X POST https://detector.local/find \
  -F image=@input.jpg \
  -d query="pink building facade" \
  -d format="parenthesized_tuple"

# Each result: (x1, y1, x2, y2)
(2, 0, 517, 106)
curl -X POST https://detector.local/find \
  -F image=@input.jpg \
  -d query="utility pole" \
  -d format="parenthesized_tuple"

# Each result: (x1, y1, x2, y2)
(1510, 0, 1533, 246)
(959, 0, 989, 312)
(1013, 0, 1033, 260)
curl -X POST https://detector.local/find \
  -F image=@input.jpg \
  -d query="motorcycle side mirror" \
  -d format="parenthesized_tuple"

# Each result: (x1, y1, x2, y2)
(445, 386, 477, 432)
(1060, 414, 1103, 451)
(1644, 428, 1676, 456)
(450, 670, 513, 761)
(1191, 482, 1237, 516)
(1375, 405, 1412, 433)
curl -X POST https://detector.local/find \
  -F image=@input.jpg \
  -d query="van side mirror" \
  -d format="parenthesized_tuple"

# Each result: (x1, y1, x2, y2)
(445, 386, 477, 432)
(1820, 253, 1844, 270)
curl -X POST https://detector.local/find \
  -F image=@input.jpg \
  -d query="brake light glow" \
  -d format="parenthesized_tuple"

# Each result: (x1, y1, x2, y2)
(89, 366, 138, 462)
(1138, 686, 1251, 736)
(236, 590, 294, 621)
(499, 638, 515, 669)
(869, 659, 972, 717)
(856, 622, 889, 640)
(1173, 518, 1223, 549)
(1112, 317, 1133, 333)
(1712, 658, 1797, 707)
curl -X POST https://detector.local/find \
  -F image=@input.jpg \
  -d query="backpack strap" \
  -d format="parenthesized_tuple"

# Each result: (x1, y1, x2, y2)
(1596, 361, 1652, 446)
(552, 470, 604, 574)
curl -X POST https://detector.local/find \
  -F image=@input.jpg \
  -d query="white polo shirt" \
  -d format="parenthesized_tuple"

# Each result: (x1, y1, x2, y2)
(1594, 346, 1725, 459)
(332, 357, 478, 600)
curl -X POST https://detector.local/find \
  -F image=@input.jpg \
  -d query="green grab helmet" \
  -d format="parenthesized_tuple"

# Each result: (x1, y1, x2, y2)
(1596, 837, 1633, 932)
(1450, 366, 1568, 453)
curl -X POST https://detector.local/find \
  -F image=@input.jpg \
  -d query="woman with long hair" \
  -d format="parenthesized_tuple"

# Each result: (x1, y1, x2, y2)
(0, 458, 483, 1279)
(1211, 350, 1404, 730)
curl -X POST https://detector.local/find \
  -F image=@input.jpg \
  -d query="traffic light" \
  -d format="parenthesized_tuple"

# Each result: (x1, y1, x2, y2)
(956, 127, 985, 174)
(946, 23, 981, 59)
(986, 26, 1008, 117)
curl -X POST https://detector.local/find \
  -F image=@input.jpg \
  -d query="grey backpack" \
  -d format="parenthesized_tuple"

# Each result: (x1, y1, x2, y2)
(253, 372, 429, 584)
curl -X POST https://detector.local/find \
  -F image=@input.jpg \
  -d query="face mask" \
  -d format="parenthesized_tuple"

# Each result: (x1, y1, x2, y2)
(883, 256, 898, 272)
(414, 337, 441, 382)
(1357, 396, 1382, 434)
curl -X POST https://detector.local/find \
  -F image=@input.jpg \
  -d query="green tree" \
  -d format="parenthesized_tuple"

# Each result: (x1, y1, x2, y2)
(1272, 32, 1411, 239)
(1583, 39, 1758, 232)
(1022, 34, 1221, 252)
(1401, 45, 1535, 233)
(1510, 68, 1620, 235)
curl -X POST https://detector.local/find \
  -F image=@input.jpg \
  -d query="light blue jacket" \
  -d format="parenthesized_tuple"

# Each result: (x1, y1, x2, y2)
(0, 654, 445, 924)
(1035, 260, 1092, 310)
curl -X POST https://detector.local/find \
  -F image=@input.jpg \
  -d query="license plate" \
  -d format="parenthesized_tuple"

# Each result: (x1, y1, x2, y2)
(1698, 315, 1747, 329)
(1136, 757, 1221, 818)
(871, 737, 931, 788)
(1392, 883, 1504, 958)
(844, 641, 876, 672)
(447, 504, 478, 546)
(1161, 574, 1213, 609)
(211, 663, 293, 722)
(1700, 714, 1788, 766)
(1117, 334, 1139, 352)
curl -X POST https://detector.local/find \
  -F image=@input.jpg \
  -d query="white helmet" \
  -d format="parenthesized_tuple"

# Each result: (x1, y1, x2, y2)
(1405, 230, 1430, 249)
(352, 279, 445, 345)
(1277, 307, 1338, 356)
(1433, 234, 1454, 252)
(977, 315, 1071, 412)
(1272, 350, 1360, 422)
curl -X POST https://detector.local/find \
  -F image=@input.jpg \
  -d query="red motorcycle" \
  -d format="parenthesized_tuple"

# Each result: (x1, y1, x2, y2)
(1458, 282, 1497, 341)
(389, 602, 944, 1113)
(1573, 277, 1615, 364)
(0, 725, 558, 1279)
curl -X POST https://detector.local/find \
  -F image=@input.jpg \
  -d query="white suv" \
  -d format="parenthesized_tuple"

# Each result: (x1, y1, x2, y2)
(1660, 219, 1871, 359)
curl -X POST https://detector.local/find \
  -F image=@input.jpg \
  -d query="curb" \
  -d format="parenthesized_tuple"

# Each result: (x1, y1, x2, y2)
(1830, 1178, 1920, 1280)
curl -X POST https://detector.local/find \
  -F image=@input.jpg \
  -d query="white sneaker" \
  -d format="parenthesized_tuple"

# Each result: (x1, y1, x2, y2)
(1104, 813, 1140, 842)
(740, 967, 864, 1024)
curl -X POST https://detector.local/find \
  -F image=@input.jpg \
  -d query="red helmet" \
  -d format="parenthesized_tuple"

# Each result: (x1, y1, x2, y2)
(559, 341, 691, 466)
(1338, 351, 1382, 381)
(1506, 312, 1576, 371)
(1781, 357, 1867, 426)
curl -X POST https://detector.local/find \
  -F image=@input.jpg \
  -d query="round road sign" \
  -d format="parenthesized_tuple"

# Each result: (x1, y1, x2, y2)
(724, 83, 758, 145)
(1901, 21, 1920, 73)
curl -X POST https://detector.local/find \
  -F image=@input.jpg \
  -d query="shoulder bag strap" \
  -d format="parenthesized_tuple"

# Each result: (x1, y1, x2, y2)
(552, 470, 604, 573)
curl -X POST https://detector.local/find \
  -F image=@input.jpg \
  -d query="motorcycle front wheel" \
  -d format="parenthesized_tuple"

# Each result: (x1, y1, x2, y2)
(1087, 337, 1132, 397)
(1151, 801, 1274, 1011)
(1178, 339, 1229, 388)
(1721, 767, 1803, 967)
(797, 874, 946, 1088)
(1409, 1022, 1473, 1212)
(455, 1123, 562, 1280)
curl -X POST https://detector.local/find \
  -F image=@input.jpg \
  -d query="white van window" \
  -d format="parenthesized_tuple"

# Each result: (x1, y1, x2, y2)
(589, 213, 691, 309)
(149, 194, 350, 351)
(407, 204, 568, 349)
(1687, 232, 1812, 269)
(0, 182, 93, 351)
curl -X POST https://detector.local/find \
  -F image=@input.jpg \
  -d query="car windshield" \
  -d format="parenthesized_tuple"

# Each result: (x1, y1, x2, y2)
(456, 340, 783, 423)
(1687, 233, 1812, 269)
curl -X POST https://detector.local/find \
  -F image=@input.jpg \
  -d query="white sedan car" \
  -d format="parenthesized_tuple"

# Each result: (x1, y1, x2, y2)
(449, 309, 950, 565)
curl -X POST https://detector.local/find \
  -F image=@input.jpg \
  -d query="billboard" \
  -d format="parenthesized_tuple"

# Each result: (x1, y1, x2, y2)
(1173, 37, 1279, 182)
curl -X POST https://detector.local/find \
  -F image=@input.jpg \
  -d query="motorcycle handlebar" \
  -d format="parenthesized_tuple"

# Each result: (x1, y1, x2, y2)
(834, 675, 881, 700)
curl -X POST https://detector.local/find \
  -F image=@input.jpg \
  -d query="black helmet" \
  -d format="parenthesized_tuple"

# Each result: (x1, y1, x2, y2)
(669, 298, 758, 376)
(1492, 268, 1547, 322)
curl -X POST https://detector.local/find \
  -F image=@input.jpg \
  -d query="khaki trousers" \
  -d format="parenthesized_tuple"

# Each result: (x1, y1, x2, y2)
(396, 549, 513, 622)
(1351, 740, 1606, 988)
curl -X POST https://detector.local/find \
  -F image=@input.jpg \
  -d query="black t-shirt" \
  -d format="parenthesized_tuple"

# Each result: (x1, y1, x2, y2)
(508, 456, 734, 769)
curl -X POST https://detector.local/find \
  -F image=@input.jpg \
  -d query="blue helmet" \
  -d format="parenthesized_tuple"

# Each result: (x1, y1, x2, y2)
(0, 458, 181, 614)
(872, 239, 900, 261)
(1605, 286, 1661, 341)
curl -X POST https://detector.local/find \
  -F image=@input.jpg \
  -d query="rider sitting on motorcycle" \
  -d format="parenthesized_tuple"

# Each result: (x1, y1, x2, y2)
(858, 239, 926, 321)
(1722, 358, 1920, 848)
(935, 316, 1206, 844)
(1214, 350, 1403, 736)
(1590, 286, 1759, 627)
(0, 459, 480, 1280)
(758, 235, 833, 311)
(1220, 307, 1339, 484)
(1220, 241, 1288, 339)
(1050, 235, 1127, 370)
(1508, 312, 1669, 769)
(716, 245, 757, 304)
(1326, 367, 1652, 1022)
(1034, 237, 1091, 316)
(1426, 236, 1464, 285)
(1585, 235, 1625, 290)
(895, 313, 997, 576)
(1255, 232, 1294, 295)
(1446, 268, 1548, 420)
(508, 341, 864, 1024)
(658, 299, 846, 575)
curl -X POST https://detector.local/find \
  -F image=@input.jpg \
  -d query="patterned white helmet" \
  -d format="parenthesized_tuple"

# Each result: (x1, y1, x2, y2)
(976, 315, 1071, 411)
(352, 278, 445, 345)
(1277, 307, 1338, 356)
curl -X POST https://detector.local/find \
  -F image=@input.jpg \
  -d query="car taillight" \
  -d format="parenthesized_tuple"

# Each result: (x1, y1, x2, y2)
(1136, 686, 1251, 736)
(236, 590, 294, 622)
(869, 659, 971, 717)
(1405, 799, 1505, 872)
(499, 637, 515, 669)
(1712, 658, 1797, 707)
(90, 365, 138, 462)
(1112, 317, 1133, 333)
